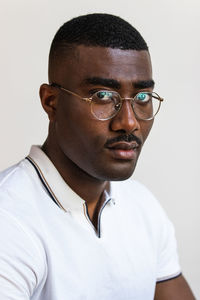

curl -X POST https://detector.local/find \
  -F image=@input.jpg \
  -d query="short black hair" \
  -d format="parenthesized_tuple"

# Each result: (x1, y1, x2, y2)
(48, 13, 148, 81)
(50, 13, 148, 52)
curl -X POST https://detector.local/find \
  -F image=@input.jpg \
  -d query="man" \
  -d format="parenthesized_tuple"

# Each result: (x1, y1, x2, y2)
(0, 13, 195, 299)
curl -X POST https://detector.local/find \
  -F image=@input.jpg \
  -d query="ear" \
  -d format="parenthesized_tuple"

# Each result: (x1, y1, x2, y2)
(39, 84, 59, 122)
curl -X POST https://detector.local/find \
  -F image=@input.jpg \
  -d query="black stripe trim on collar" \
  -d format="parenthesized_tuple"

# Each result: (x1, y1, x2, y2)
(25, 156, 64, 210)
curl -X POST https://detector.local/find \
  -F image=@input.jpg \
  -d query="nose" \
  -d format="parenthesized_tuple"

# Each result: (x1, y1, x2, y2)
(110, 100, 140, 134)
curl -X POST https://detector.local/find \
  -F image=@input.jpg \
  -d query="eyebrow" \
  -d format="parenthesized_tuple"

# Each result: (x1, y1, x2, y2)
(134, 80, 155, 89)
(84, 77, 121, 89)
(83, 77, 155, 90)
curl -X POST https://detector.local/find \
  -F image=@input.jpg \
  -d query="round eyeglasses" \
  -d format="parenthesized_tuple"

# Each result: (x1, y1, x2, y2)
(51, 83, 164, 121)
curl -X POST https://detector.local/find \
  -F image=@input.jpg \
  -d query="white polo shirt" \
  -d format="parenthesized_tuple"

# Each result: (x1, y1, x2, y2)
(0, 146, 181, 300)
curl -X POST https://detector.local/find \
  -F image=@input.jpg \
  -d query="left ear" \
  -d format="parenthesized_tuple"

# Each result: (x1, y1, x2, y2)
(39, 83, 59, 122)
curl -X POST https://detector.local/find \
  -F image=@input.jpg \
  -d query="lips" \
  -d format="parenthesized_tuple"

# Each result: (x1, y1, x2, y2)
(106, 142, 139, 160)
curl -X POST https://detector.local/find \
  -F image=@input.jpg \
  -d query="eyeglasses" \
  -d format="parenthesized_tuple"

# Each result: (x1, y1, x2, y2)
(51, 83, 164, 121)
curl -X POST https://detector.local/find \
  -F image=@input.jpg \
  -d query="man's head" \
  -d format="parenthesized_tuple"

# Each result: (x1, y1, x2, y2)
(40, 13, 156, 182)
(48, 13, 148, 83)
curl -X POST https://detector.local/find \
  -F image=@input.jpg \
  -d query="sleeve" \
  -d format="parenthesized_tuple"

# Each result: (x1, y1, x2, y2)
(0, 209, 47, 299)
(156, 210, 182, 282)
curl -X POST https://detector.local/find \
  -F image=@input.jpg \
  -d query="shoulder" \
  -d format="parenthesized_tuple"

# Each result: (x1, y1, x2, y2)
(0, 157, 47, 236)
(0, 159, 46, 213)
(111, 179, 181, 278)
(0, 161, 47, 287)
(0, 159, 50, 254)
(0, 159, 37, 192)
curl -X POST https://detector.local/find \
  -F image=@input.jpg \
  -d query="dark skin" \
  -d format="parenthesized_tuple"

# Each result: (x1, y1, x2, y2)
(41, 46, 154, 219)
(40, 45, 195, 299)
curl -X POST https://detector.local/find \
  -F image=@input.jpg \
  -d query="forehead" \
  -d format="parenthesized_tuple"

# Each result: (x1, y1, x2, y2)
(57, 45, 152, 88)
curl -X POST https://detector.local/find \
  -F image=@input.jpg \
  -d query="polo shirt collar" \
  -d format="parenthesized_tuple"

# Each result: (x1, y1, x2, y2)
(27, 145, 86, 212)
(27, 145, 113, 212)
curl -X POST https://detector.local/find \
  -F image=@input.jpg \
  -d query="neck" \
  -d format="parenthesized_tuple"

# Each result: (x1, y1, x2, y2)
(42, 136, 110, 222)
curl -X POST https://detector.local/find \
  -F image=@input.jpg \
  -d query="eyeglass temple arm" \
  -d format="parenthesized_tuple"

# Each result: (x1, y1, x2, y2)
(154, 95, 164, 102)
(50, 83, 91, 103)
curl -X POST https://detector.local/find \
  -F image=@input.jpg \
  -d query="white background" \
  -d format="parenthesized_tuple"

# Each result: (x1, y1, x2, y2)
(0, 0, 199, 298)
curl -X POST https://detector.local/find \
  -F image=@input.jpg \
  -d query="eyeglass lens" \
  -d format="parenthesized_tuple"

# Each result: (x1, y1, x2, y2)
(91, 91, 161, 120)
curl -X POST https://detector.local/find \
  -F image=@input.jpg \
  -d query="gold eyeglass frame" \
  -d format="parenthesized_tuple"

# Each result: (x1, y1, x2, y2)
(50, 83, 164, 121)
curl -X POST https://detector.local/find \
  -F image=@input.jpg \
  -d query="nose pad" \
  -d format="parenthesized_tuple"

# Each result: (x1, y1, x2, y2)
(110, 100, 140, 133)
(114, 102, 121, 111)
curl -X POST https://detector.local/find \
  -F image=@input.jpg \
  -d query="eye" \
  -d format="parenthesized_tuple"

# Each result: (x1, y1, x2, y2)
(96, 91, 113, 100)
(135, 92, 151, 103)
(92, 90, 119, 105)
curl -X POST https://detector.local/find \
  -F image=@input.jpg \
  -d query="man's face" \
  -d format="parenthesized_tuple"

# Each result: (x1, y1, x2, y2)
(51, 45, 154, 181)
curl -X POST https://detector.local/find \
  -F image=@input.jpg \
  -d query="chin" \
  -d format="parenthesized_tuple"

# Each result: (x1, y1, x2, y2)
(106, 170, 136, 181)
(94, 161, 138, 182)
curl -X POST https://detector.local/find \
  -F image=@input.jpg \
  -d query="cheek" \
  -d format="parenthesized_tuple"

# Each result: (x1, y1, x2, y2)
(55, 97, 90, 139)
(55, 100, 108, 156)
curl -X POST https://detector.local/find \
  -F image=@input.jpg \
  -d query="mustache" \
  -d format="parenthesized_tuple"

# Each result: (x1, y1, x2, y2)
(105, 133, 142, 147)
